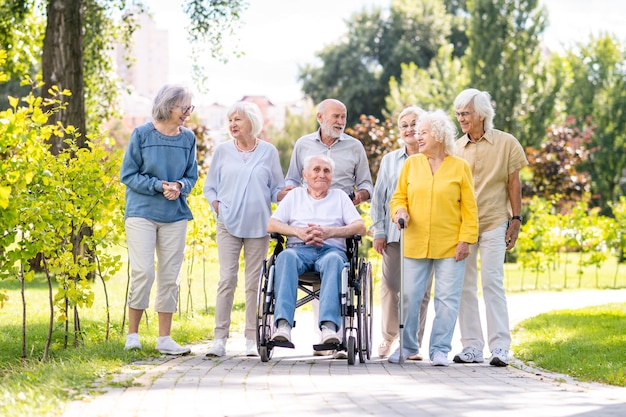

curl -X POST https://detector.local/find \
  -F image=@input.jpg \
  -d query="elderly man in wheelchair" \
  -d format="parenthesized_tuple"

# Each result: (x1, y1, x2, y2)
(266, 154, 366, 350)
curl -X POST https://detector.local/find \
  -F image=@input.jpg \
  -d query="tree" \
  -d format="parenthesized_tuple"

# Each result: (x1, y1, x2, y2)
(0, 0, 44, 105)
(561, 35, 626, 212)
(523, 119, 592, 212)
(2, 0, 246, 150)
(266, 101, 318, 175)
(464, 0, 547, 143)
(385, 43, 468, 119)
(346, 115, 398, 183)
(42, 0, 86, 153)
(299, 0, 451, 126)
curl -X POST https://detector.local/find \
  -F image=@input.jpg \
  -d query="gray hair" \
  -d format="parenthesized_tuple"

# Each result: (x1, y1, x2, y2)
(303, 154, 335, 173)
(419, 110, 458, 156)
(454, 88, 495, 131)
(226, 101, 264, 137)
(152, 84, 194, 122)
(397, 105, 425, 127)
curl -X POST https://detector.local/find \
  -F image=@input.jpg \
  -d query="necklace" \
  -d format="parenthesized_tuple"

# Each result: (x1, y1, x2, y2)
(235, 138, 259, 153)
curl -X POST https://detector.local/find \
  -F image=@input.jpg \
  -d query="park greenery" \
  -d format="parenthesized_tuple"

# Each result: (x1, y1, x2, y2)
(1, 0, 626, 414)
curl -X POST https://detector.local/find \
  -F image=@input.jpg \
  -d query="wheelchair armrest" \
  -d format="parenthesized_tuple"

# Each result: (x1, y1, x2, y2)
(270, 233, 285, 257)
(270, 232, 285, 244)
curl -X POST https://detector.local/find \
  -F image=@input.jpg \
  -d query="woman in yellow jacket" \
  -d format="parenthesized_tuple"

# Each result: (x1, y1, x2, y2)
(389, 109, 478, 366)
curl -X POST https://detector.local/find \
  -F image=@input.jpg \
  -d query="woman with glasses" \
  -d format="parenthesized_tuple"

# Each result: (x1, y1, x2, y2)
(203, 101, 291, 357)
(389, 110, 478, 366)
(121, 84, 198, 355)
(370, 106, 434, 359)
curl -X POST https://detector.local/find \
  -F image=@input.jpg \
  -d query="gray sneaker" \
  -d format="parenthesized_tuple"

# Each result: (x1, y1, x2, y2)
(453, 347, 484, 363)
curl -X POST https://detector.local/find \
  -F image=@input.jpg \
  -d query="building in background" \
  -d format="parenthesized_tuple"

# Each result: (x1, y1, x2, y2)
(112, 13, 300, 147)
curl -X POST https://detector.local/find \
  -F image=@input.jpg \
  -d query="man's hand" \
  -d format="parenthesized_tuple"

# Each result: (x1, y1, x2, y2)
(373, 237, 387, 255)
(303, 224, 327, 246)
(352, 189, 370, 205)
(505, 220, 521, 250)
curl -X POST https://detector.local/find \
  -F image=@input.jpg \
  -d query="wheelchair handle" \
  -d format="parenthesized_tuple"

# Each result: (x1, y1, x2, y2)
(398, 218, 405, 229)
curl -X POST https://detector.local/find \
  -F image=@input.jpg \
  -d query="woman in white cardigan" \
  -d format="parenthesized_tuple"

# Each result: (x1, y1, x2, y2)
(203, 101, 291, 357)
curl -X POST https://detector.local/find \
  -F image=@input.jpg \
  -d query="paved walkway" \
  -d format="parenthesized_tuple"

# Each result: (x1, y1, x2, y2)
(62, 290, 626, 417)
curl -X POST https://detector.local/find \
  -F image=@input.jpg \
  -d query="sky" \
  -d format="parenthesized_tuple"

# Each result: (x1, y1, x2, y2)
(148, 0, 626, 106)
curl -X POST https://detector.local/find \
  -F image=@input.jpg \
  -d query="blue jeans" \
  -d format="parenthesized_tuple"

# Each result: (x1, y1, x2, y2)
(273, 244, 347, 331)
(402, 257, 466, 358)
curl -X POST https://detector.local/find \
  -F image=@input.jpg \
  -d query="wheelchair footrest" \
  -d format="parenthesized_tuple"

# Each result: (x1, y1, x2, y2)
(268, 340, 295, 349)
(313, 343, 340, 351)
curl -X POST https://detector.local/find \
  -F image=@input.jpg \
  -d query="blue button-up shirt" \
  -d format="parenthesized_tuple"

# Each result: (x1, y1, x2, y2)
(369, 146, 410, 243)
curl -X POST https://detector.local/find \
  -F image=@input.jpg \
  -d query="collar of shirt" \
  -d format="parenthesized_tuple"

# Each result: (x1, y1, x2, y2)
(458, 129, 495, 147)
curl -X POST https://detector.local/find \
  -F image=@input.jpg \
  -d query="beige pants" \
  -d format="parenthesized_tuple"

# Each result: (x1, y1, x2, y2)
(214, 220, 269, 340)
(381, 242, 433, 345)
(125, 217, 188, 313)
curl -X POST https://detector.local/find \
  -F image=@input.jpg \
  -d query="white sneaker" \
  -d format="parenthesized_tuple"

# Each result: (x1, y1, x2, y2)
(245, 339, 258, 357)
(431, 351, 449, 366)
(156, 336, 191, 355)
(490, 348, 509, 367)
(124, 333, 141, 350)
(271, 320, 292, 343)
(206, 338, 227, 357)
(320, 324, 340, 344)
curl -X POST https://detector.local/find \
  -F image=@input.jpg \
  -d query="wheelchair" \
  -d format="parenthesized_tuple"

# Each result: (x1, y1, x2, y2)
(256, 233, 373, 365)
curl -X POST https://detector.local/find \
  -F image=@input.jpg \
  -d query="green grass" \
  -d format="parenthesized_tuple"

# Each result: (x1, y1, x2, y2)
(512, 303, 626, 386)
(503, 252, 626, 292)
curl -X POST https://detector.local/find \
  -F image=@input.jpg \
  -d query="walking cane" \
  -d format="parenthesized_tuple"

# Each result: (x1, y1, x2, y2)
(398, 218, 405, 364)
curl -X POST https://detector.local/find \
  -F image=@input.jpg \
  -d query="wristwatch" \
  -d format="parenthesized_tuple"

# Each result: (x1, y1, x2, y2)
(511, 215, 523, 222)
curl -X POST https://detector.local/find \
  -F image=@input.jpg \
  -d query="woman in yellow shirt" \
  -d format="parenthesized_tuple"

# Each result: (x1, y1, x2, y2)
(389, 109, 478, 366)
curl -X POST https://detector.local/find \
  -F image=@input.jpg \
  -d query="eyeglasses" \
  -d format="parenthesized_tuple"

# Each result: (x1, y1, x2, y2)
(400, 122, 417, 131)
(455, 111, 472, 118)
(175, 105, 195, 114)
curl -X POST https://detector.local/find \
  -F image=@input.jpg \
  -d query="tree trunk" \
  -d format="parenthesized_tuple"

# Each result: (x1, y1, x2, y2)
(42, 0, 86, 155)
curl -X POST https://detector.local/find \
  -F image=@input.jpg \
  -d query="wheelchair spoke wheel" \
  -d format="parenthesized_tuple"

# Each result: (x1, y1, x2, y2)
(357, 260, 373, 362)
(256, 263, 275, 361)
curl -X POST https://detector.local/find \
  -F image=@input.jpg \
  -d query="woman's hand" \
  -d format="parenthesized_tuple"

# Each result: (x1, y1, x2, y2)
(162, 181, 181, 200)
(277, 185, 294, 202)
(455, 241, 470, 262)
(393, 209, 409, 230)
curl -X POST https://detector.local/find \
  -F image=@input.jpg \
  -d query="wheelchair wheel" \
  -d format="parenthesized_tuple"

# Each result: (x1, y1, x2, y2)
(357, 259, 373, 363)
(347, 335, 356, 365)
(259, 345, 270, 362)
(256, 262, 274, 362)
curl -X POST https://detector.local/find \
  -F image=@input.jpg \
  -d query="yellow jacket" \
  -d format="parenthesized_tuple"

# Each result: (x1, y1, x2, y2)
(390, 154, 478, 259)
